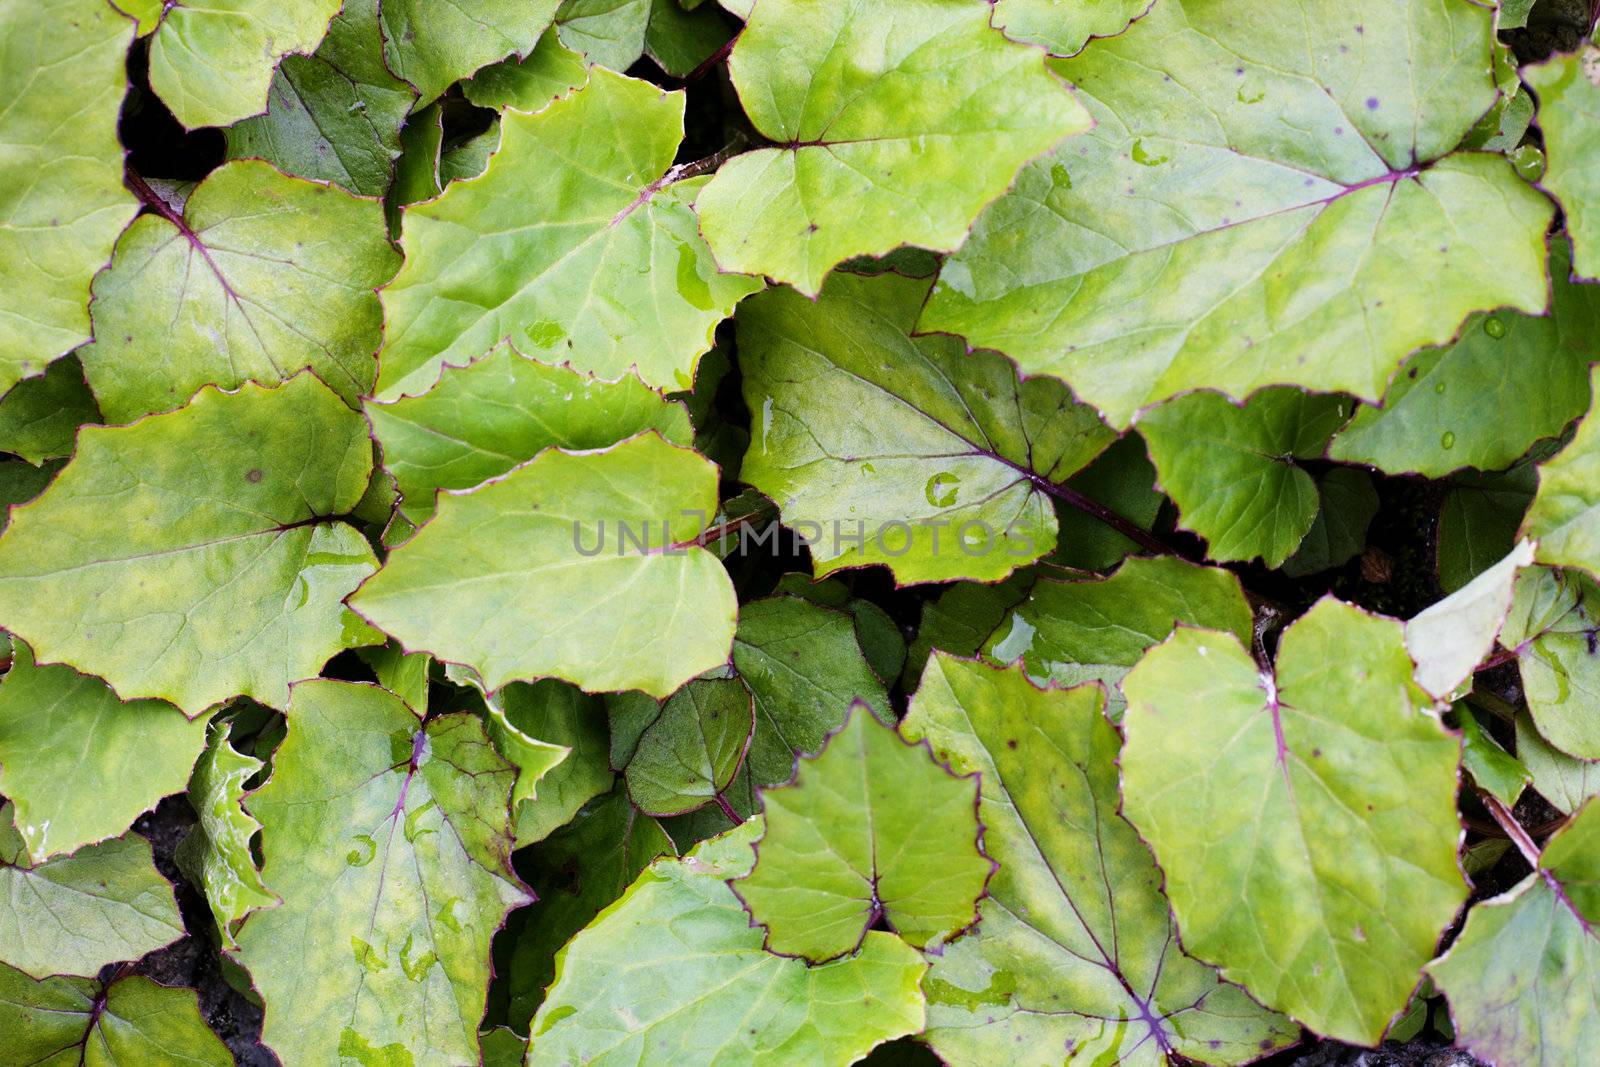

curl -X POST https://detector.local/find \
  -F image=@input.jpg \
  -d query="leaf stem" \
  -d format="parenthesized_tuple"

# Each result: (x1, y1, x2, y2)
(675, 32, 739, 88)
(1473, 646, 1520, 674)
(125, 169, 186, 230)
(714, 793, 744, 825)
(1483, 792, 1541, 868)
(1024, 472, 1184, 559)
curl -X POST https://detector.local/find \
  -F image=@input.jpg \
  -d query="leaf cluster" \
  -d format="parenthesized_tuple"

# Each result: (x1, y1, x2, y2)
(2, 0, 1600, 1065)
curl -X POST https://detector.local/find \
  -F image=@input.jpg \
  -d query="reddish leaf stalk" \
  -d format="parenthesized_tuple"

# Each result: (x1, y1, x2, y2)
(1483, 793, 1541, 868)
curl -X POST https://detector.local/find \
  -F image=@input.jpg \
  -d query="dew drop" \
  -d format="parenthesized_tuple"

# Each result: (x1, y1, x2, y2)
(346, 834, 377, 867)
(1440, 431, 1456, 450)
(1483, 316, 1506, 339)
(925, 471, 960, 508)
(1131, 139, 1169, 166)
(1434, 380, 1447, 394)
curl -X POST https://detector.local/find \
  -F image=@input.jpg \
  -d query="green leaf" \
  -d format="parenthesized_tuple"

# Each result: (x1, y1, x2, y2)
(1438, 463, 1537, 593)
(527, 820, 927, 1066)
(0, 354, 99, 465)
(902, 570, 1037, 689)
(1525, 44, 1600, 280)
(482, 1027, 528, 1067)
(555, 0, 650, 70)
(378, 66, 760, 399)
(990, 0, 1153, 56)
(772, 575, 907, 686)
(385, 104, 506, 223)
(1139, 388, 1352, 567)
(0, 461, 62, 534)
(1454, 705, 1529, 807)
(146, 0, 343, 128)
(225, 0, 419, 196)
(920, 0, 1556, 428)
(0, 809, 183, 978)
(1461, 37, 1535, 153)
(1406, 540, 1534, 700)
(1282, 467, 1380, 578)
(488, 679, 615, 847)
(901, 654, 1295, 1065)
(355, 641, 431, 713)
(483, 700, 570, 813)
(379, 0, 563, 105)
(81, 159, 400, 422)
(739, 271, 1115, 584)
(109, 0, 162, 34)
(1329, 240, 1600, 477)
(0, 0, 137, 394)
(1500, 565, 1600, 758)
(736, 704, 989, 962)
(0, 967, 232, 1067)
(366, 342, 692, 523)
(0, 375, 377, 715)
(983, 555, 1253, 719)
(644, 0, 732, 77)
(1500, 0, 1535, 29)
(0, 642, 208, 863)
(175, 720, 276, 948)
(1429, 799, 1600, 1067)
(462, 27, 590, 112)
(1523, 367, 1600, 580)
(1048, 433, 1165, 571)
(694, 0, 1090, 295)
(1120, 598, 1468, 1043)
(235, 680, 531, 1065)
(350, 432, 736, 699)
(732, 594, 892, 790)
(494, 790, 673, 1030)
(1516, 709, 1600, 815)
(617, 676, 753, 816)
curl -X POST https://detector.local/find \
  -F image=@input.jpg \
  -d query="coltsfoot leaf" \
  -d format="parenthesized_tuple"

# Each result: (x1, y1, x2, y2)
(1138, 388, 1353, 567)
(1120, 599, 1468, 1043)
(739, 271, 1115, 584)
(0, 641, 208, 863)
(527, 820, 927, 1066)
(81, 159, 400, 423)
(350, 432, 737, 698)
(983, 555, 1253, 719)
(1525, 44, 1600, 280)
(175, 720, 276, 948)
(694, 0, 1091, 295)
(366, 342, 693, 524)
(736, 704, 990, 962)
(1522, 367, 1600, 580)
(902, 655, 1296, 1065)
(0, 0, 138, 394)
(235, 680, 531, 1066)
(0, 808, 184, 979)
(225, 0, 418, 197)
(377, 65, 761, 399)
(145, 0, 343, 129)
(1499, 565, 1600, 759)
(1429, 799, 1600, 1067)
(0, 965, 232, 1066)
(0, 374, 378, 715)
(921, 0, 1555, 428)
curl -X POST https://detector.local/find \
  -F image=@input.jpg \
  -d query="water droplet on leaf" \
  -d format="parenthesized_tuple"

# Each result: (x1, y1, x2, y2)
(346, 834, 377, 867)
(925, 472, 960, 507)
(1131, 139, 1168, 166)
